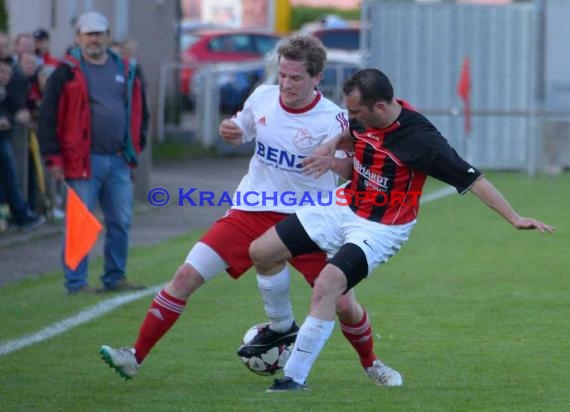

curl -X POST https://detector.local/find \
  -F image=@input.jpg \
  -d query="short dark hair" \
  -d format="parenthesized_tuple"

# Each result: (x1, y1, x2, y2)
(343, 69, 394, 110)
(277, 34, 327, 78)
(33, 29, 50, 40)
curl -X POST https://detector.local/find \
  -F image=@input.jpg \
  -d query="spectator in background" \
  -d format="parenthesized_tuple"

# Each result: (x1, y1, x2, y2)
(0, 32, 30, 118)
(0, 33, 10, 59)
(0, 32, 38, 226)
(0, 57, 44, 229)
(18, 51, 37, 74)
(38, 11, 149, 294)
(37, 64, 64, 220)
(18, 51, 45, 214)
(13, 33, 35, 62)
(33, 29, 59, 67)
(18, 51, 40, 109)
(109, 40, 122, 56)
(37, 64, 56, 91)
(121, 39, 138, 59)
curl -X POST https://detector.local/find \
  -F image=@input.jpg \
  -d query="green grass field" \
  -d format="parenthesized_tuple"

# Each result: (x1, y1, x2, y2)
(1, 172, 568, 412)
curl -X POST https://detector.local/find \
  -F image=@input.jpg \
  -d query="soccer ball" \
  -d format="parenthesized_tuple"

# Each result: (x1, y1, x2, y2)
(238, 323, 293, 376)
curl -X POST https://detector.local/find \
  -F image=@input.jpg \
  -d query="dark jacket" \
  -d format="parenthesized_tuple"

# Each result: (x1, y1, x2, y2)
(0, 66, 28, 134)
(38, 48, 149, 179)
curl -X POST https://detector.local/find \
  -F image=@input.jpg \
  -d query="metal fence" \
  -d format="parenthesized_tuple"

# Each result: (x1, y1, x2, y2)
(157, 59, 362, 153)
(361, 0, 570, 175)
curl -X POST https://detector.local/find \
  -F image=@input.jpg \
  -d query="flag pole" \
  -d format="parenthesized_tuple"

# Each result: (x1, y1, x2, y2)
(457, 56, 473, 164)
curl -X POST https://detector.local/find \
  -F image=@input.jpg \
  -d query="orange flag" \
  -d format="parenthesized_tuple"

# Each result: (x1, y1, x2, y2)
(64, 187, 103, 270)
(457, 56, 472, 134)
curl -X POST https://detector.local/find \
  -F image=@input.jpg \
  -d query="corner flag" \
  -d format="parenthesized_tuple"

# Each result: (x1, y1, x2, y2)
(64, 187, 102, 270)
(457, 56, 472, 134)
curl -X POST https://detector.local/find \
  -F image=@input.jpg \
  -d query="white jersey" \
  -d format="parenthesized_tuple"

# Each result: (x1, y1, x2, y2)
(230, 84, 349, 213)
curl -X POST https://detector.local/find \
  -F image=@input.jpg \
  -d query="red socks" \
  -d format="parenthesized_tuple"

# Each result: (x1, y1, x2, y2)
(132, 290, 377, 368)
(133, 290, 186, 364)
(340, 310, 377, 368)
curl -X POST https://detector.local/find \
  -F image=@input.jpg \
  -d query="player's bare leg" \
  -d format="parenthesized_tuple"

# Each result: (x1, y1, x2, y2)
(100, 263, 205, 379)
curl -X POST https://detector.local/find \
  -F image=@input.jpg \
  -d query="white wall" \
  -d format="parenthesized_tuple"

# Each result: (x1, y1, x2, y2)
(545, 0, 570, 110)
(6, 0, 129, 59)
(7, 0, 72, 58)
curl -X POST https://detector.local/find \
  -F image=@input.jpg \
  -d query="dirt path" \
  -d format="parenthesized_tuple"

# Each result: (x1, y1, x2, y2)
(0, 157, 249, 287)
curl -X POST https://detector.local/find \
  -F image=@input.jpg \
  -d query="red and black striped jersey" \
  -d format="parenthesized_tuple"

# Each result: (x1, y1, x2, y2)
(344, 100, 481, 225)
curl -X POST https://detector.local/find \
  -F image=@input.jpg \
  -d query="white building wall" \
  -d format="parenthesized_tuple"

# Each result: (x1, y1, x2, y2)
(6, 0, 129, 58)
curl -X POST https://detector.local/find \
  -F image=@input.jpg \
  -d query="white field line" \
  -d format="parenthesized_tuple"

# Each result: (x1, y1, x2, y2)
(420, 186, 456, 204)
(0, 285, 163, 356)
(0, 186, 456, 357)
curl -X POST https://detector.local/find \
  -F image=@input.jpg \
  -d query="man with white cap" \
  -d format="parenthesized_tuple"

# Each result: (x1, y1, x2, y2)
(38, 12, 149, 294)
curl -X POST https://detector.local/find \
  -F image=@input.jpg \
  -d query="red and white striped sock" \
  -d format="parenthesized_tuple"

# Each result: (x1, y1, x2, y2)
(133, 289, 186, 364)
(340, 310, 377, 368)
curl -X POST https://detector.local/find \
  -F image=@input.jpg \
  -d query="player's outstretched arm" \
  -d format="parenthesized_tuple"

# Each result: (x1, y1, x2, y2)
(469, 177, 555, 233)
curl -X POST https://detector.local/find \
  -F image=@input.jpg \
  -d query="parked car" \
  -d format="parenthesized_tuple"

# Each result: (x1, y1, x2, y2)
(191, 62, 267, 113)
(178, 21, 229, 53)
(307, 26, 360, 52)
(180, 29, 282, 106)
(299, 15, 361, 52)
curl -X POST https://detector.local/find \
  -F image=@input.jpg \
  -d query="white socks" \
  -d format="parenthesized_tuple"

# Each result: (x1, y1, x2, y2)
(284, 316, 335, 384)
(256, 266, 294, 332)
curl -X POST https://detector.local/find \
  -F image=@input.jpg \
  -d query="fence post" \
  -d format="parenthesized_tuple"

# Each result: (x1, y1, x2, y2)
(527, 108, 538, 178)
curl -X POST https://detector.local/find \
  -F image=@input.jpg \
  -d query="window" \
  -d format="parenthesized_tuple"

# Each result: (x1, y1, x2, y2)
(254, 35, 280, 55)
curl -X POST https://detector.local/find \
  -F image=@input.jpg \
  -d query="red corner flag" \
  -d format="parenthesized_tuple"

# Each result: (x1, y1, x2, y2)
(457, 57, 472, 134)
(64, 187, 102, 270)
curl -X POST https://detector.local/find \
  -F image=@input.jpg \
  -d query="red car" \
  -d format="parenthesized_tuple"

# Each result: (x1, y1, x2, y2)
(180, 29, 281, 96)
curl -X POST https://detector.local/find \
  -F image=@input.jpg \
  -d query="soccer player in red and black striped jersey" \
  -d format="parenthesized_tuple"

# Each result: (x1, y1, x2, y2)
(246, 68, 555, 392)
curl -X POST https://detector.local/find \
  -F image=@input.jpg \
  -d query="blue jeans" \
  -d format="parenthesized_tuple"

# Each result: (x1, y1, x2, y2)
(0, 132, 29, 222)
(64, 154, 133, 292)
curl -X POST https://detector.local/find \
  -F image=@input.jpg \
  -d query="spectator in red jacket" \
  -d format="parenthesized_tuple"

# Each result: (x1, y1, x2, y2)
(38, 12, 149, 294)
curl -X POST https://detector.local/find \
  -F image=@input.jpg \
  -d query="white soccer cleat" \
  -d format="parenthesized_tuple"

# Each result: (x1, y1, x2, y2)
(100, 345, 140, 380)
(365, 359, 403, 386)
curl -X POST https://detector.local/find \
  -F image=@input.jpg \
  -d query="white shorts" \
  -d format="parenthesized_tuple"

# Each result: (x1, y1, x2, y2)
(295, 202, 415, 276)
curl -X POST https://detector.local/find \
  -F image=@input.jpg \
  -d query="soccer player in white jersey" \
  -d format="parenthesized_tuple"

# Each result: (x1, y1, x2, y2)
(99, 35, 402, 386)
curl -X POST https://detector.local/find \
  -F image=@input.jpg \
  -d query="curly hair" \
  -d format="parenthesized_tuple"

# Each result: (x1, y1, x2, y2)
(277, 34, 327, 78)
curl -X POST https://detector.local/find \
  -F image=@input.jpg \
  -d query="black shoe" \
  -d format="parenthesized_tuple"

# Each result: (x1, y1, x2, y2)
(66, 285, 99, 295)
(266, 377, 307, 392)
(98, 279, 146, 293)
(237, 322, 299, 358)
(17, 211, 46, 230)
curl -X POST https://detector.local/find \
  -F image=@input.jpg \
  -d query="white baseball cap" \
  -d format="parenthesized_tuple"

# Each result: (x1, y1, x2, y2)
(76, 12, 109, 33)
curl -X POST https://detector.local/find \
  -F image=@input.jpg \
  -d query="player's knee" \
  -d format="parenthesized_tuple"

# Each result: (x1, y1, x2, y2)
(312, 268, 346, 305)
(334, 293, 356, 316)
(250, 238, 279, 269)
(249, 239, 265, 267)
(169, 263, 205, 298)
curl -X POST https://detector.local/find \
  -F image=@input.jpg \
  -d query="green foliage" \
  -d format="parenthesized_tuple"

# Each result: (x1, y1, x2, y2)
(290, 6, 360, 31)
(0, 172, 568, 411)
(0, 0, 8, 33)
